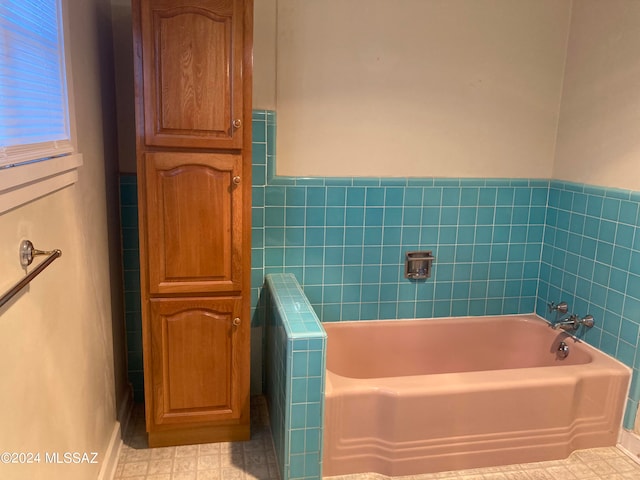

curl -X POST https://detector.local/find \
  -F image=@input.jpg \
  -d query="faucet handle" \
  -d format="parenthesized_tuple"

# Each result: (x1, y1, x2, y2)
(581, 315, 594, 328)
(548, 301, 568, 314)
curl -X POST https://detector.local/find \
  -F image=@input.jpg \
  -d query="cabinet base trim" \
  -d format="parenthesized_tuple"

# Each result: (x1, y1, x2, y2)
(148, 423, 250, 447)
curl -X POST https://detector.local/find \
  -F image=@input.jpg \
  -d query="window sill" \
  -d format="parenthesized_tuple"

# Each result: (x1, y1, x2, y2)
(0, 154, 83, 214)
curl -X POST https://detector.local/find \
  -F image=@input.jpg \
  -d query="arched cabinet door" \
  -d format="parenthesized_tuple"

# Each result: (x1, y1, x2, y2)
(140, 0, 244, 149)
(143, 151, 242, 295)
(148, 297, 249, 432)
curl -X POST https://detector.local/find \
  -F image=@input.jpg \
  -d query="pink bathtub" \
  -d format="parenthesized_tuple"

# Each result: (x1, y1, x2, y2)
(323, 314, 631, 476)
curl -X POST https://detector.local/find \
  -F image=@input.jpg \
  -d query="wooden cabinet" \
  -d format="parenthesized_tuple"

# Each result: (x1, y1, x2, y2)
(144, 152, 243, 295)
(139, 0, 245, 149)
(149, 298, 248, 427)
(133, 0, 252, 447)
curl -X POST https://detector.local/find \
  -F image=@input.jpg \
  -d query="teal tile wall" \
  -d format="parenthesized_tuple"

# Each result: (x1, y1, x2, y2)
(536, 181, 640, 429)
(252, 110, 548, 322)
(250, 110, 274, 330)
(265, 274, 326, 480)
(119, 174, 144, 402)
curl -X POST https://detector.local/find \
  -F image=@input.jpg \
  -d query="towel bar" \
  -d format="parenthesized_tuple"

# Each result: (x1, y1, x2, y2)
(0, 240, 62, 309)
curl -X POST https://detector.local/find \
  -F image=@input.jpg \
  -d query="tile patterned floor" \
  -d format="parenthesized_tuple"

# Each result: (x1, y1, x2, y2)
(115, 397, 640, 479)
(114, 397, 280, 480)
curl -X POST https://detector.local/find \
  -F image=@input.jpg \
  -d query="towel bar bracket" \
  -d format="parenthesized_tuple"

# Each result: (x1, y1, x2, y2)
(20, 240, 61, 268)
(0, 240, 62, 310)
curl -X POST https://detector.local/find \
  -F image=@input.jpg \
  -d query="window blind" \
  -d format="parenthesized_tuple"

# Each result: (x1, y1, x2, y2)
(0, 0, 72, 168)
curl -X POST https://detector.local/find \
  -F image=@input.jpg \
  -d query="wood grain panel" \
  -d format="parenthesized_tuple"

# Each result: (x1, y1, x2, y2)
(140, 0, 243, 148)
(144, 152, 242, 294)
(159, 12, 230, 133)
(165, 309, 231, 410)
(149, 297, 246, 426)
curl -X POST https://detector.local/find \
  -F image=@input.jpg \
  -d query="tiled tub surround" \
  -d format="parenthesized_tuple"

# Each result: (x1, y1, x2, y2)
(250, 110, 640, 431)
(264, 274, 326, 480)
(536, 181, 640, 429)
(252, 115, 548, 324)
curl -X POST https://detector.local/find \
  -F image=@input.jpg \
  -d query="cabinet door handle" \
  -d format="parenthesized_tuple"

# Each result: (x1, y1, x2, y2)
(233, 119, 242, 129)
(232, 176, 241, 185)
(232, 317, 241, 326)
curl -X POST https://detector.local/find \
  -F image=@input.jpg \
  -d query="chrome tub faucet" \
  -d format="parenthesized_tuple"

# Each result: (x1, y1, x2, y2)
(547, 301, 594, 332)
(553, 314, 595, 332)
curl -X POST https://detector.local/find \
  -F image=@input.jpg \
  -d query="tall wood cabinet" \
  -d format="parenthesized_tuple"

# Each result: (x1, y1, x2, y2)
(132, 0, 253, 447)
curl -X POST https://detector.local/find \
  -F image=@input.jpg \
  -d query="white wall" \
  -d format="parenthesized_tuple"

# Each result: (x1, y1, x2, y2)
(254, 0, 277, 111)
(0, 1, 127, 478)
(275, 0, 572, 178)
(554, 0, 640, 192)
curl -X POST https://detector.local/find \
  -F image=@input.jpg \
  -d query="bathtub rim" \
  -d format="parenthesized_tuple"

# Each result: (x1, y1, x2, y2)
(322, 313, 632, 386)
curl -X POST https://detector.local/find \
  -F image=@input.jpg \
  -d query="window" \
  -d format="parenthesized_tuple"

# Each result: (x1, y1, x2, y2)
(0, 0, 81, 214)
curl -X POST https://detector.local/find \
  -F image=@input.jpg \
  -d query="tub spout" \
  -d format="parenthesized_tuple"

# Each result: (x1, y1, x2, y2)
(553, 315, 580, 331)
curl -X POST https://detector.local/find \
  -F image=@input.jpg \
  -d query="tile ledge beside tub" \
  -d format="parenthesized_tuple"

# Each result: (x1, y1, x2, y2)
(265, 273, 327, 480)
